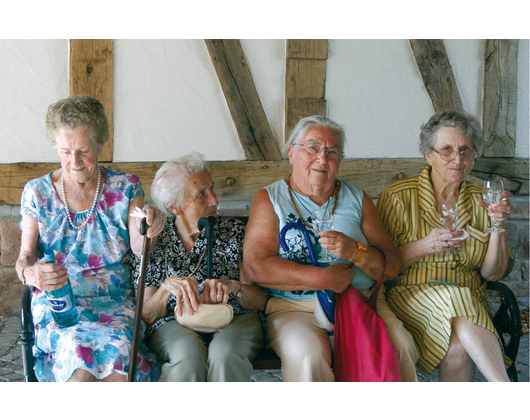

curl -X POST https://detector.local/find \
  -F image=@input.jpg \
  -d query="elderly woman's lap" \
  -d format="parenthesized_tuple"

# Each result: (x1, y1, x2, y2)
(147, 313, 262, 381)
(265, 297, 334, 382)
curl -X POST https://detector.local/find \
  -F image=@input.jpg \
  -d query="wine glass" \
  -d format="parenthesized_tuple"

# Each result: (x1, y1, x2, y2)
(439, 203, 460, 254)
(482, 180, 505, 233)
(312, 208, 335, 263)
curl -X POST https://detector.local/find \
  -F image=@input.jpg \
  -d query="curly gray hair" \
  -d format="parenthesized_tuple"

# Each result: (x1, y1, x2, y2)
(419, 110, 483, 156)
(45, 94, 110, 146)
(150, 152, 210, 216)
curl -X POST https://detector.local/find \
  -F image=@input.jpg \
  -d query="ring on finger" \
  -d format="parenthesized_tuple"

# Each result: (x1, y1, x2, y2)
(217, 291, 223, 295)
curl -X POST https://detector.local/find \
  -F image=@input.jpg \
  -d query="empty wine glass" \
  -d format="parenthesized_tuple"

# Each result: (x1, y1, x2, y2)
(312, 208, 335, 263)
(483, 180, 505, 233)
(439, 203, 460, 254)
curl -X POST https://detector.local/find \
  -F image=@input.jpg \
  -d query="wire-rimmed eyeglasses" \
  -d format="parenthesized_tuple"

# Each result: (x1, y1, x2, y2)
(294, 141, 343, 159)
(431, 146, 476, 161)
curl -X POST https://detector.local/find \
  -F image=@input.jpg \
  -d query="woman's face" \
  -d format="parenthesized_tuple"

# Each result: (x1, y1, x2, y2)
(288, 126, 342, 189)
(176, 171, 219, 229)
(56, 127, 101, 185)
(424, 126, 475, 186)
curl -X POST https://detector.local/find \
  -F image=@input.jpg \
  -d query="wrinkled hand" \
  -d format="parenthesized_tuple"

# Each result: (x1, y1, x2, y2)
(164, 276, 200, 317)
(27, 257, 69, 291)
(136, 205, 166, 239)
(318, 230, 356, 261)
(202, 279, 239, 304)
(424, 228, 466, 255)
(323, 263, 355, 293)
(478, 190, 513, 228)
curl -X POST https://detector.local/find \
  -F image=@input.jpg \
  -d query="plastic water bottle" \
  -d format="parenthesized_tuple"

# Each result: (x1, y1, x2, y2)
(44, 250, 79, 328)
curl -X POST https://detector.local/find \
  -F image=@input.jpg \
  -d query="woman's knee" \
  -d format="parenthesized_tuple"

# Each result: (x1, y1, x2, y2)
(443, 332, 472, 368)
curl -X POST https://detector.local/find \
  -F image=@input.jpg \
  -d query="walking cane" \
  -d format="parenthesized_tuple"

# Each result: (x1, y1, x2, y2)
(198, 215, 217, 278)
(279, 222, 335, 323)
(128, 217, 150, 382)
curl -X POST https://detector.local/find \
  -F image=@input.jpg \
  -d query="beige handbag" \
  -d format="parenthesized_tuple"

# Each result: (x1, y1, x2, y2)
(175, 303, 233, 333)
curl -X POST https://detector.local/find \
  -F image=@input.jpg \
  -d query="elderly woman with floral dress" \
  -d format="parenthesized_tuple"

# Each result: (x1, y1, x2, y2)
(15, 95, 163, 382)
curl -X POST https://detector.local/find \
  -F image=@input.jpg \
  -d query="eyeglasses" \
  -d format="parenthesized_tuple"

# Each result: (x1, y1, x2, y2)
(431, 146, 476, 161)
(294, 141, 343, 159)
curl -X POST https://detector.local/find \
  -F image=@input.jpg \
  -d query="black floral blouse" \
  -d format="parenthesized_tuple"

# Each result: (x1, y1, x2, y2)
(131, 215, 254, 336)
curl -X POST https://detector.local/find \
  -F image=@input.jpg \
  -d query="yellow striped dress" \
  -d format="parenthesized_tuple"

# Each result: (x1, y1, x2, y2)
(376, 167, 513, 376)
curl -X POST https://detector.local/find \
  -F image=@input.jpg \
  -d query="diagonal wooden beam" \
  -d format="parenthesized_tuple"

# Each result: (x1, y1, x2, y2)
(205, 39, 281, 161)
(70, 39, 114, 162)
(410, 39, 463, 112)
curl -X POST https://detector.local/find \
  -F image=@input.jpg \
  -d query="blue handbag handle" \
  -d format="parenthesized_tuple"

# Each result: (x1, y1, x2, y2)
(279, 222, 335, 323)
(279, 222, 319, 267)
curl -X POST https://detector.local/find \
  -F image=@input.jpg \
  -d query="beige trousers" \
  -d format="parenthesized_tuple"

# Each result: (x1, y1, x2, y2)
(147, 312, 263, 382)
(266, 292, 418, 382)
(376, 290, 419, 382)
(264, 297, 335, 382)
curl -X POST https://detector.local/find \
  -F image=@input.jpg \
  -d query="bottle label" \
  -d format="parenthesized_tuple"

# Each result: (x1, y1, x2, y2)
(47, 296, 73, 313)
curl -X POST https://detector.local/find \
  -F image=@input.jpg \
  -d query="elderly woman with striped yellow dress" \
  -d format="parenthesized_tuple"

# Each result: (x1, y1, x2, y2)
(376, 110, 514, 382)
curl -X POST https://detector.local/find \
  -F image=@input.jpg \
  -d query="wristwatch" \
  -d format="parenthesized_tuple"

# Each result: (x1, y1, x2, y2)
(350, 241, 368, 265)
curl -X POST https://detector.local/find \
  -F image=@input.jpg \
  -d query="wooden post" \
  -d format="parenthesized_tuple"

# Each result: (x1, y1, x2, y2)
(70, 39, 114, 162)
(483, 39, 519, 158)
(285, 40, 328, 142)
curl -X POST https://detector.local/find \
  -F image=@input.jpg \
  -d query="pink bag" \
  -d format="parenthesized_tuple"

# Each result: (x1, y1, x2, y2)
(333, 247, 401, 382)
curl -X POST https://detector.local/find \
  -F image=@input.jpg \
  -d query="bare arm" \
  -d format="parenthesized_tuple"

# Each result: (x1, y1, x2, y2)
(16, 215, 68, 291)
(242, 189, 354, 293)
(129, 196, 165, 256)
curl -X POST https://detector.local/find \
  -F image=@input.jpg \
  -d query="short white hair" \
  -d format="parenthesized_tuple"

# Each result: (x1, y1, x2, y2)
(150, 152, 209, 215)
(285, 115, 346, 155)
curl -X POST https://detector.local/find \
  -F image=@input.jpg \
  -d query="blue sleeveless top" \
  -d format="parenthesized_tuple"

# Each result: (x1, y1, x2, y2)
(265, 179, 375, 300)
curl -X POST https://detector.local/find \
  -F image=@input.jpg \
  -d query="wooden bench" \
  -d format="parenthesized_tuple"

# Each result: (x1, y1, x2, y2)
(252, 347, 281, 370)
(19, 212, 523, 381)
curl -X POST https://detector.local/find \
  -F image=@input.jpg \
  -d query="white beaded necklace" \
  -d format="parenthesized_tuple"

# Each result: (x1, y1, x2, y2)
(60, 166, 101, 231)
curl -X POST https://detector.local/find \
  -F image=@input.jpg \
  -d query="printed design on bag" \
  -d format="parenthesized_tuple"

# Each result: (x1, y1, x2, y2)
(281, 213, 317, 296)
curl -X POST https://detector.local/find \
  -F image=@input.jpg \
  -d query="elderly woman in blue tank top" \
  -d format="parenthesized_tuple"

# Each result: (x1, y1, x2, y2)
(243, 115, 401, 381)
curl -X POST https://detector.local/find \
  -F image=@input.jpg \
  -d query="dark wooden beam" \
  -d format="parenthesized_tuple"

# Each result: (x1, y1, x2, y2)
(205, 39, 281, 161)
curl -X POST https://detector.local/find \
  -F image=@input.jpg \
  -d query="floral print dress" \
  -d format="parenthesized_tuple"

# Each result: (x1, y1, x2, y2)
(20, 167, 161, 382)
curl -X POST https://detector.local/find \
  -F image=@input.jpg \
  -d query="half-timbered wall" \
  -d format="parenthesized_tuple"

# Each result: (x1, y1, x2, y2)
(1, 39, 528, 292)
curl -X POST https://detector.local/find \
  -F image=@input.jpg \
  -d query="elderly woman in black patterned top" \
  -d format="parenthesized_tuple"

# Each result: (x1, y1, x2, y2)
(131, 152, 267, 382)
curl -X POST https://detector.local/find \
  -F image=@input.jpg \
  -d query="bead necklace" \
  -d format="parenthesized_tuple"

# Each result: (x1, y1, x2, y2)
(286, 175, 340, 229)
(60, 165, 101, 231)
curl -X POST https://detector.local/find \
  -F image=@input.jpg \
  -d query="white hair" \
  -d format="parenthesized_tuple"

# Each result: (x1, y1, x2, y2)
(150, 152, 209, 215)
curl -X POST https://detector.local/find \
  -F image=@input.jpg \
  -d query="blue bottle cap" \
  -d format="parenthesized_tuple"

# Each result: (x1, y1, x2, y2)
(44, 250, 56, 262)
